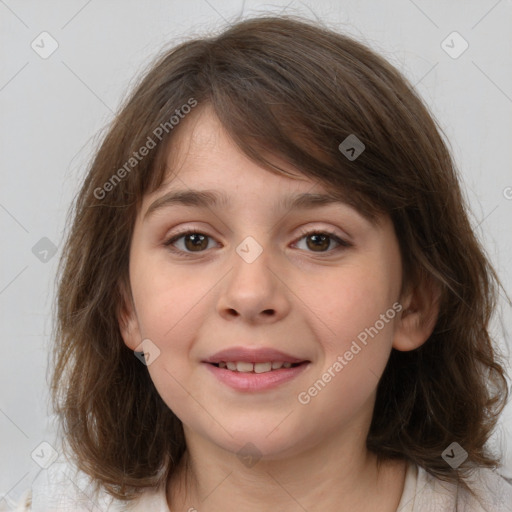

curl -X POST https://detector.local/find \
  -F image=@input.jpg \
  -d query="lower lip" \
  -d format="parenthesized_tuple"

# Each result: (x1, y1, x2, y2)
(204, 363, 309, 391)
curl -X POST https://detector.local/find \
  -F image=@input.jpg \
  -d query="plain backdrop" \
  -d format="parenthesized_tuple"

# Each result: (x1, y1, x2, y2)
(1, 0, 511, 505)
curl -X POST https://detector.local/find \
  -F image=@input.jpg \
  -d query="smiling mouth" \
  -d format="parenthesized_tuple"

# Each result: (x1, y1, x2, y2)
(209, 361, 306, 373)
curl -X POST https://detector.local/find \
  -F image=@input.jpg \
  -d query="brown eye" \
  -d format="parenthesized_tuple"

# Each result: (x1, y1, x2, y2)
(305, 233, 331, 252)
(183, 233, 209, 251)
(294, 230, 351, 254)
(164, 231, 215, 255)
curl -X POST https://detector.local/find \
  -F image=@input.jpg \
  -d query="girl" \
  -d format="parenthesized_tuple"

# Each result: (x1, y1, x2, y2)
(18, 15, 512, 511)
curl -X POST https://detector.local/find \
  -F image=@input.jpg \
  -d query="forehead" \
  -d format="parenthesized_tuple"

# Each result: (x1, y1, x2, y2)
(166, 105, 308, 177)
(145, 105, 327, 204)
(140, 103, 384, 231)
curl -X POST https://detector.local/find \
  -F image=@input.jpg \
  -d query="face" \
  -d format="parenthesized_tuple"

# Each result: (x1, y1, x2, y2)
(120, 105, 406, 460)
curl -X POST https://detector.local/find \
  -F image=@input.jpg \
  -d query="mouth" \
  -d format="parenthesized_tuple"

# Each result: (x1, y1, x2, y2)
(208, 361, 305, 373)
(204, 361, 309, 391)
(202, 347, 310, 391)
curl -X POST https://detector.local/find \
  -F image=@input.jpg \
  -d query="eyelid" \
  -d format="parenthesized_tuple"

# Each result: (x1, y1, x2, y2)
(293, 225, 351, 245)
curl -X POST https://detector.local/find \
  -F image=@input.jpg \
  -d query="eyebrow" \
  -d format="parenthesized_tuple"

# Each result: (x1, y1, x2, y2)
(143, 189, 352, 221)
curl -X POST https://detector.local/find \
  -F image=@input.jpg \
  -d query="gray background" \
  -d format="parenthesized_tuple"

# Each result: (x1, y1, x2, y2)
(1, 0, 511, 505)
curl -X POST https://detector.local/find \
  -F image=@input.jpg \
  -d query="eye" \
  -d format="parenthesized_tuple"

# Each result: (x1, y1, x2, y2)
(164, 230, 218, 256)
(293, 229, 351, 253)
(163, 228, 351, 257)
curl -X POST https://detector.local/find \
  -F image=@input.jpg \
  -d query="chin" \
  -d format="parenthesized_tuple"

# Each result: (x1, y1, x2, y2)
(207, 422, 315, 462)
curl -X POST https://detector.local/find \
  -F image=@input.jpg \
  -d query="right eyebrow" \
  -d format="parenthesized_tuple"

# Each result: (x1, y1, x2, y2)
(144, 189, 230, 221)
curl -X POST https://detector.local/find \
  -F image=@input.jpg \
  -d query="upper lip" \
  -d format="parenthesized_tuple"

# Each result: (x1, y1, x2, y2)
(203, 347, 307, 364)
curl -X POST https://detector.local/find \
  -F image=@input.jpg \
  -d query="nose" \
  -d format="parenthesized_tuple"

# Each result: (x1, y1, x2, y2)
(216, 241, 291, 324)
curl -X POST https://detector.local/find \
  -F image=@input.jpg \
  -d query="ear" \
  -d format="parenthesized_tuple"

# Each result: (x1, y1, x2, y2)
(393, 273, 441, 352)
(116, 277, 142, 351)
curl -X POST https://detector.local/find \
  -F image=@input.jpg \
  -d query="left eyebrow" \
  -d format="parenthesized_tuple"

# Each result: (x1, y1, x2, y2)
(143, 189, 353, 221)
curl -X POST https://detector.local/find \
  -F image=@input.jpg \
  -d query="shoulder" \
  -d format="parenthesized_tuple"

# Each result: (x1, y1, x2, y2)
(459, 465, 512, 511)
(10, 460, 170, 511)
(9, 460, 116, 511)
(399, 462, 512, 511)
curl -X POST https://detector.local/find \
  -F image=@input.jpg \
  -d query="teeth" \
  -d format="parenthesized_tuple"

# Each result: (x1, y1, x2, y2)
(254, 362, 272, 373)
(216, 361, 298, 373)
(236, 362, 254, 373)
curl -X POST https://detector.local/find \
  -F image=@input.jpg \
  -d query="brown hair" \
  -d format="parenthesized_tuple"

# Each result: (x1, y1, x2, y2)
(51, 15, 509, 501)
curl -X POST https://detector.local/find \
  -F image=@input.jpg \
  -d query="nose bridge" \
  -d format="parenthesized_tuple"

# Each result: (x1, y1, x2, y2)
(217, 234, 289, 321)
(231, 234, 274, 295)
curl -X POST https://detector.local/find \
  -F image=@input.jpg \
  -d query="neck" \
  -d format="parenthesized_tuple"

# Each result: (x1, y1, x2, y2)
(167, 428, 407, 512)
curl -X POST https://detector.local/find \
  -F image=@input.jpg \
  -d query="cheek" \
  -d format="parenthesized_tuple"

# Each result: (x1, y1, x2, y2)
(137, 286, 208, 423)
(307, 263, 398, 347)
(298, 264, 399, 404)
(129, 253, 215, 412)
(130, 248, 212, 342)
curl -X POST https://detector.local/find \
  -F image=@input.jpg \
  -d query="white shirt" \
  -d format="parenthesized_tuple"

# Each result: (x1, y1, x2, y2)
(396, 461, 512, 511)
(4, 460, 512, 511)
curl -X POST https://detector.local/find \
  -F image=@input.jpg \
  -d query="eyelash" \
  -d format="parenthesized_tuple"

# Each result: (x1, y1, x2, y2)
(163, 227, 352, 258)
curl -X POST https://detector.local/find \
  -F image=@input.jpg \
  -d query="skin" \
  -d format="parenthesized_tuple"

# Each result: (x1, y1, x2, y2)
(119, 105, 439, 512)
